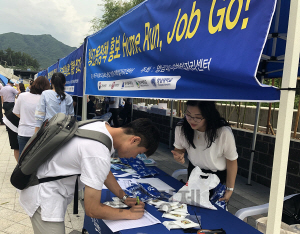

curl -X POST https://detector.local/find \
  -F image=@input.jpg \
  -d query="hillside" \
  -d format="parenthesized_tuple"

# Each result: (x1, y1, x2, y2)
(0, 32, 77, 69)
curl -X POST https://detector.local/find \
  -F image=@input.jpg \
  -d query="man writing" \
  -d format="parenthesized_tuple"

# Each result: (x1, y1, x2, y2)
(19, 118, 160, 234)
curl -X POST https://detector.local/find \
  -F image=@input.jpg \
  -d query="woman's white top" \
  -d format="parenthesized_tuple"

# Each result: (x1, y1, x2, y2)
(13, 92, 41, 137)
(174, 126, 238, 171)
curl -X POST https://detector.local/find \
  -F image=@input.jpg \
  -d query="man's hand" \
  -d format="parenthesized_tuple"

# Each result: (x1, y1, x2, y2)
(171, 150, 185, 164)
(124, 197, 138, 207)
(128, 203, 145, 219)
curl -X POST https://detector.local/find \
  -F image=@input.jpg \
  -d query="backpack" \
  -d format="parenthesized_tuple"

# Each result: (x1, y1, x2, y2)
(10, 113, 112, 213)
(282, 194, 300, 225)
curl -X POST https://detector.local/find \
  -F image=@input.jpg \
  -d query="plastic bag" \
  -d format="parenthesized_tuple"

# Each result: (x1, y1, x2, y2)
(170, 166, 219, 210)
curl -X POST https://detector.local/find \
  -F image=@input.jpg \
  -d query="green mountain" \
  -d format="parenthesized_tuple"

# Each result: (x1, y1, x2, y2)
(0, 32, 77, 70)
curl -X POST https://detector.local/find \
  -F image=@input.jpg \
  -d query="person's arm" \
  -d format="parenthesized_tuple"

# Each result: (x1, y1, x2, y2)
(104, 171, 138, 207)
(35, 93, 46, 129)
(84, 185, 145, 220)
(219, 159, 238, 202)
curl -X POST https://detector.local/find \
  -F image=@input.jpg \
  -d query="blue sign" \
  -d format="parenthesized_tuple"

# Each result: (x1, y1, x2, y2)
(85, 0, 280, 102)
(37, 69, 48, 78)
(59, 44, 84, 96)
(47, 62, 59, 81)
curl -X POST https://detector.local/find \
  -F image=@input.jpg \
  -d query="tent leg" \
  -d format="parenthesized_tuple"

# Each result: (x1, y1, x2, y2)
(247, 102, 261, 185)
(266, 0, 300, 233)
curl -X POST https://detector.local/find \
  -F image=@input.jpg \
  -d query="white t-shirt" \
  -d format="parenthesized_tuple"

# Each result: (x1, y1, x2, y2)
(174, 126, 238, 171)
(13, 92, 41, 137)
(19, 121, 114, 222)
(109, 97, 120, 109)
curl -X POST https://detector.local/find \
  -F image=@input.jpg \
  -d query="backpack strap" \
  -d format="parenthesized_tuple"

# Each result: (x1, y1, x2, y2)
(75, 129, 112, 151)
(78, 118, 105, 127)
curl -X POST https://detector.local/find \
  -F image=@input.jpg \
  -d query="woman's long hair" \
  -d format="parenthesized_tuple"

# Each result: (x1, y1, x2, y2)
(51, 72, 66, 100)
(30, 76, 50, 95)
(19, 83, 25, 93)
(178, 101, 229, 149)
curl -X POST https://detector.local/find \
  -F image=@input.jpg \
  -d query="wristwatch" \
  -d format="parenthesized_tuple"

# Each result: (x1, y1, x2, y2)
(226, 187, 234, 191)
(120, 194, 129, 203)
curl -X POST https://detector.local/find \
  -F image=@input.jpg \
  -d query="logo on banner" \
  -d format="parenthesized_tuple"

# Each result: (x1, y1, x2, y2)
(157, 78, 173, 86)
(98, 82, 101, 90)
(135, 80, 148, 88)
(111, 82, 115, 89)
(122, 82, 125, 89)
(151, 78, 156, 87)
(124, 81, 134, 88)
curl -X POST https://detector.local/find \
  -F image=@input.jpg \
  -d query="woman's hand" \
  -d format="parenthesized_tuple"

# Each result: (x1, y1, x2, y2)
(171, 150, 185, 164)
(219, 190, 233, 203)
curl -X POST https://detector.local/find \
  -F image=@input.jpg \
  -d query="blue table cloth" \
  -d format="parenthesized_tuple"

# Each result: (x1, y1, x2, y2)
(83, 167, 262, 234)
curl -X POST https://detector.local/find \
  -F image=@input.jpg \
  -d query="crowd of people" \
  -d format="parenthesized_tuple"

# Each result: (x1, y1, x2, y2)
(0, 73, 238, 234)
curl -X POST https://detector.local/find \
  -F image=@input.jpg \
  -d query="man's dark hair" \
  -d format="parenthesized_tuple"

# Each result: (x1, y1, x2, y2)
(122, 118, 160, 156)
(30, 76, 50, 95)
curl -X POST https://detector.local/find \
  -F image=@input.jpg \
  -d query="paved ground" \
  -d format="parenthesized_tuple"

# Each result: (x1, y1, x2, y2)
(0, 124, 270, 233)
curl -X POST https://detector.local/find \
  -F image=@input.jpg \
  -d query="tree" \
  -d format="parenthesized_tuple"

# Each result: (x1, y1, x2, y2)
(90, 0, 144, 33)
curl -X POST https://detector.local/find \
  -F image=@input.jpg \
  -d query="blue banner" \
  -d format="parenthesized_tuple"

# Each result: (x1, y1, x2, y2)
(47, 62, 59, 81)
(85, 0, 280, 102)
(37, 69, 48, 78)
(59, 44, 84, 96)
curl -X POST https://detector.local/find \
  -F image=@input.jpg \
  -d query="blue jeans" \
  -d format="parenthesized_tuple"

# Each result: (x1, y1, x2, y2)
(18, 135, 31, 159)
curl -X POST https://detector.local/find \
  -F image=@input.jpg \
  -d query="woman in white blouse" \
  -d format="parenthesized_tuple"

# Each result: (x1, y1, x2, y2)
(13, 76, 50, 159)
(172, 101, 238, 202)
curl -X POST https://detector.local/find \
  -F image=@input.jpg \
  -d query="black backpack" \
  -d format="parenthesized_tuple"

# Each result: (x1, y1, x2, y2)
(10, 113, 112, 213)
(282, 194, 300, 225)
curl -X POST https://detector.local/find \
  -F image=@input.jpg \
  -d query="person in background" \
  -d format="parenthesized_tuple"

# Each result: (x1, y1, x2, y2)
(120, 98, 133, 126)
(26, 78, 34, 92)
(72, 96, 82, 120)
(34, 72, 74, 132)
(107, 96, 120, 127)
(0, 80, 20, 160)
(0, 82, 3, 125)
(87, 95, 97, 119)
(13, 76, 50, 158)
(0, 80, 20, 113)
(17, 83, 26, 98)
(171, 101, 238, 203)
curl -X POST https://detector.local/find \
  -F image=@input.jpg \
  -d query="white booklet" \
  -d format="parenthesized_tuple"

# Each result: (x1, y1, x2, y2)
(103, 210, 161, 232)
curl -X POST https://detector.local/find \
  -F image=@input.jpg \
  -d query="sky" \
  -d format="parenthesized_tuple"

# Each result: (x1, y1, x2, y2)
(0, 0, 103, 48)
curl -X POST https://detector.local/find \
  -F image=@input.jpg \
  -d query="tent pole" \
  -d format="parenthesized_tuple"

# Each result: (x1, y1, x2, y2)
(169, 100, 174, 149)
(266, 1, 300, 233)
(82, 66, 87, 121)
(247, 101, 261, 185)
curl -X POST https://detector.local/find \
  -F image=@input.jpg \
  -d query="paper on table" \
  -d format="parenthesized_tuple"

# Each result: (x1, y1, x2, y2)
(135, 178, 175, 193)
(103, 210, 161, 232)
(102, 179, 136, 190)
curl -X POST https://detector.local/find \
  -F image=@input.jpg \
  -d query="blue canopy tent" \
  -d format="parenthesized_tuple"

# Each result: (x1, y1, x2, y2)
(37, 69, 48, 79)
(85, 0, 280, 102)
(47, 62, 59, 82)
(0, 74, 8, 85)
(59, 44, 84, 97)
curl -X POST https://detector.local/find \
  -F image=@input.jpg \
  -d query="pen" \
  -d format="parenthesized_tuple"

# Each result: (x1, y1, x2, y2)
(136, 196, 139, 205)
